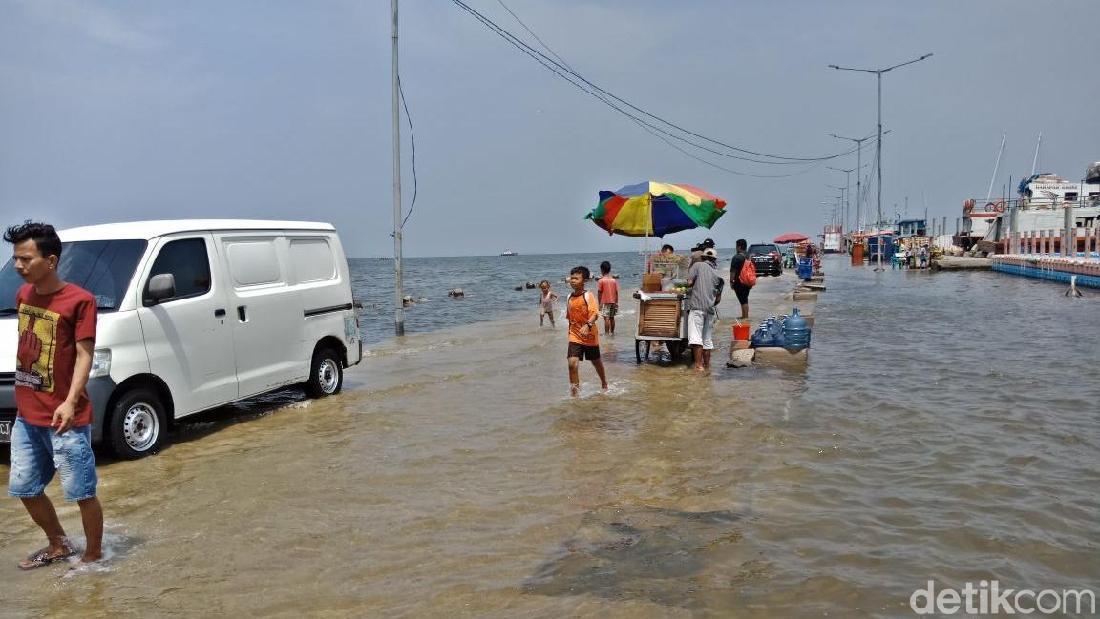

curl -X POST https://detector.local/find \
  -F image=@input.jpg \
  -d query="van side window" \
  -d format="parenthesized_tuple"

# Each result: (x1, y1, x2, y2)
(145, 238, 211, 304)
(225, 239, 282, 287)
(289, 239, 336, 283)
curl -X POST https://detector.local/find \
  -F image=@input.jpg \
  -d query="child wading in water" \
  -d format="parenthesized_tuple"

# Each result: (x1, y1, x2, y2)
(538, 279, 559, 327)
(596, 261, 619, 335)
(566, 266, 608, 396)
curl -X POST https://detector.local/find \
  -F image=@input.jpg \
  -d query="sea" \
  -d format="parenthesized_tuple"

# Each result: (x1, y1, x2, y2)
(350, 251, 652, 345)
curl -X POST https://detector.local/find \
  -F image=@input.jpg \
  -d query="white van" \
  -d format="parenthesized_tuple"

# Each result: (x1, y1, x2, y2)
(0, 220, 362, 458)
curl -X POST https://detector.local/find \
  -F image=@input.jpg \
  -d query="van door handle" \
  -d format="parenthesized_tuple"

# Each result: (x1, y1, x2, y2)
(237, 306, 247, 321)
(214, 308, 226, 318)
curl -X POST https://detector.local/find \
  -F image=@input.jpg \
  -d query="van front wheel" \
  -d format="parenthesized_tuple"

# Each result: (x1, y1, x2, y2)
(108, 387, 167, 459)
(305, 348, 343, 398)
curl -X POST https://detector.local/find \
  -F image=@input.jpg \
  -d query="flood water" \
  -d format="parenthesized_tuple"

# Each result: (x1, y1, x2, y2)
(2, 254, 1099, 617)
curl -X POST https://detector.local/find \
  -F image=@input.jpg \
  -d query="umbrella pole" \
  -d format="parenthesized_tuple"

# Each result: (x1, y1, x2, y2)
(643, 195, 651, 275)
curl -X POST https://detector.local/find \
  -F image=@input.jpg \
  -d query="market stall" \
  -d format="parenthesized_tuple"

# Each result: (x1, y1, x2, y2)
(584, 180, 728, 365)
(633, 253, 690, 363)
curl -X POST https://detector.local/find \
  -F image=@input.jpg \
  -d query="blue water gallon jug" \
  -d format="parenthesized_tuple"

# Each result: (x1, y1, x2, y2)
(773, 315, 787, 348)
(751, 323, 770, 347)
(783, 307, 810, 351)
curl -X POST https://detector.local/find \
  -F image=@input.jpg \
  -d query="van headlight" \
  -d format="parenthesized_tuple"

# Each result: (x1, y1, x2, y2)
(90, 349, 112, 379)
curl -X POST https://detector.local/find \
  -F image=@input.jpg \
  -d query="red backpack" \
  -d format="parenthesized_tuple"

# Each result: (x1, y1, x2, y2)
(738, 259, 757, 287)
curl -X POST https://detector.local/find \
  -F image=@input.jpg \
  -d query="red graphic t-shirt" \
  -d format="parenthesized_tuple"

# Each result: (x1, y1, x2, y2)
(14, 283, 97, 428)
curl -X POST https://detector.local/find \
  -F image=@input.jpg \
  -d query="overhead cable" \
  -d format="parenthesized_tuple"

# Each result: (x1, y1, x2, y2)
(453, 0, 856, 165)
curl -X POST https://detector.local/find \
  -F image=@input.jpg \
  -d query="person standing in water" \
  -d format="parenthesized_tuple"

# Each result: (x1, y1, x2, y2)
(687, 248, 722, 373)
(596, 261, 619, 335)
(4, 221, 103, 569)
(565, 266, 607, 396)
(538, 279, 559, 327)
(729, 238, 751, 320)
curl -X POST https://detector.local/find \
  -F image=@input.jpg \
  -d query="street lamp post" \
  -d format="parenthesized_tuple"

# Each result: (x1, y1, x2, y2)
(827, 184, 847, 231)
(830, 135, 868, 232)
(831, 131, 889, 234)
(828, 164, 869, 252)
(829, 53, 933, 271)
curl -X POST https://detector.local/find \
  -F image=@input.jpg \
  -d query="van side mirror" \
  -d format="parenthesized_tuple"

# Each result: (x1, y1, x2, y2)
(147, 274, 176, 305)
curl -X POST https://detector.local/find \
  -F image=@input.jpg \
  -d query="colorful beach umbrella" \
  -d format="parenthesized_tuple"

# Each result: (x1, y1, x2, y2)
(773, 232, 810, 243)
(586, 181, 727, 238)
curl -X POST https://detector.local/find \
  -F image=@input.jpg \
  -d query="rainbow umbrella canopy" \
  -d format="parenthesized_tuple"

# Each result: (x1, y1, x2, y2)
(586, 181, 727, 237)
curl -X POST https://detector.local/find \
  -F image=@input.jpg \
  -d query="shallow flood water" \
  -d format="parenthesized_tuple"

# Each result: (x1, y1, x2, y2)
(2, 255, 1099, 617)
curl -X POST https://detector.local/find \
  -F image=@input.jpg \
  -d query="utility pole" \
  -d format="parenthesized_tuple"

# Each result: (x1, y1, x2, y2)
(830, 53, 933, 271)
(391, 0, 405, 336)
(832, 131, 888, 233)
(827, 184, 846, 230)
(828, 165, 864, 235)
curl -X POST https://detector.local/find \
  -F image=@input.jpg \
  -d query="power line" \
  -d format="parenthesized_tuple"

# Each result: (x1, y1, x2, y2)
(494, 0, 573, 73)
(453, 0, 855, 167)
(490, 0, 826, 177)
(398, 76, 417, 229)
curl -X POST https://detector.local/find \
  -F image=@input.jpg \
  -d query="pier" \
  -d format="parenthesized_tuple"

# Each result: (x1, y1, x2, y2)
(992, 255, 1100, 288)
(930, 256, 992, 271)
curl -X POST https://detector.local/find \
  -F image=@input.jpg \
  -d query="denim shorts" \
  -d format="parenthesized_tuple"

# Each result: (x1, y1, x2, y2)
(8, 417, 98, 502)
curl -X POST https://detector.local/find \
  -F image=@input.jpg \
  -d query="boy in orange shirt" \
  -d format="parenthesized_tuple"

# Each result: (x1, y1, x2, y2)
(566, 266, 607, 396)
(596, 260, 620, 335)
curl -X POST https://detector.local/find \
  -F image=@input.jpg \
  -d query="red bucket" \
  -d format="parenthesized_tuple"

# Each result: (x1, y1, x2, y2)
(732, 323, 751, 341)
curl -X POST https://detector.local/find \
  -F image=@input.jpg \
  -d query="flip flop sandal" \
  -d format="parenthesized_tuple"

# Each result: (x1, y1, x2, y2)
(18, 546, 77, 570)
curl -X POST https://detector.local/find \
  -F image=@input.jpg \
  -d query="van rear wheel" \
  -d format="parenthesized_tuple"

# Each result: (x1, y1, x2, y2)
(305, 348, 343, 398)
(108, 387, 167, 459)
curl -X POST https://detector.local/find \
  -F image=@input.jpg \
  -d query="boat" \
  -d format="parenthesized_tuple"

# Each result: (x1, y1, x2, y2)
(500, 250, 519, 256)
(959, 162, 1100, 254)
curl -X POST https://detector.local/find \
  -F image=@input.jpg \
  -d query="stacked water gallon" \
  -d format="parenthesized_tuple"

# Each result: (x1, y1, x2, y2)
(782, 308, 810, 351)
(750, 315, 784, 347)
(750, 308, 811, 350)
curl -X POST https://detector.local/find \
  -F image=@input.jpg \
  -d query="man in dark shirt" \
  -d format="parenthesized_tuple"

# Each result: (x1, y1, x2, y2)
(729, 238, 750, 319)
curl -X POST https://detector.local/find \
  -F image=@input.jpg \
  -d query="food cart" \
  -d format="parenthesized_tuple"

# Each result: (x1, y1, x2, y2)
(633, 290, 688, 363)
(634, 253, 690, 363)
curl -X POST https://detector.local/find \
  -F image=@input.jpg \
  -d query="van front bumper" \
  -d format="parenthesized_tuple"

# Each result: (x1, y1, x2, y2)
(0, 374, 114, 444)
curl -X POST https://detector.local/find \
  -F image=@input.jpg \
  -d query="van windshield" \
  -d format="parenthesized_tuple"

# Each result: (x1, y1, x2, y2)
(0, 239, 148, 314)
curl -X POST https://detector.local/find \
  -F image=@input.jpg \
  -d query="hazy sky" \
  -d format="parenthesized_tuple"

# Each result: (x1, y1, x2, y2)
(2, 0, 1099, 257)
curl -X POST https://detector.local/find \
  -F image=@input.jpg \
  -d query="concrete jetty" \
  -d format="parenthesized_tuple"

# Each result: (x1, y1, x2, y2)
(930, 256, 992, 271)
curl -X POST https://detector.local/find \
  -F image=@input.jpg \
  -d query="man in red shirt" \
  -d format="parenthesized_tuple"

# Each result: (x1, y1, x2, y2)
(5, 221, 103, 569)
(596, 260, 620, 335)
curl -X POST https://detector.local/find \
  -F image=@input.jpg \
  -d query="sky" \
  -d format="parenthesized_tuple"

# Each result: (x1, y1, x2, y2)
(2, 0, 1099, 258)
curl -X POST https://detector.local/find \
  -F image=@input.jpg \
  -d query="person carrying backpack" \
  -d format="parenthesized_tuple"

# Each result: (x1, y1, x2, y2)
(729, 238, 755, 319)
